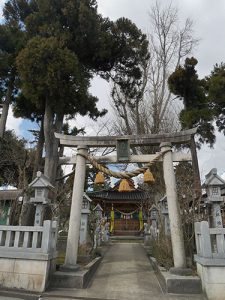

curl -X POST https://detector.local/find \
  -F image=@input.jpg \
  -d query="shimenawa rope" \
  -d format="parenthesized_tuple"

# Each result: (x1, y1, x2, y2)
(78, 149, 170, 179)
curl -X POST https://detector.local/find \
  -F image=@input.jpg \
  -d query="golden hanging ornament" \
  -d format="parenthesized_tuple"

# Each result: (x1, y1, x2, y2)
(144, 169, 155, 184)
(118, 179, 133, 192)
(94, 172, 105, 185)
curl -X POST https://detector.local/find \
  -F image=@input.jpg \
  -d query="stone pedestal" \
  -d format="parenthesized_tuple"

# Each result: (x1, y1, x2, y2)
(211, 203, 223, 228)
(0, 257, 56, 292)
(196, 257, 225, 300)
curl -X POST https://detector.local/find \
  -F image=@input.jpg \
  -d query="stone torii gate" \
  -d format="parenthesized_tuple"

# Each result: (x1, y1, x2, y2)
(55, 128, 198, 273)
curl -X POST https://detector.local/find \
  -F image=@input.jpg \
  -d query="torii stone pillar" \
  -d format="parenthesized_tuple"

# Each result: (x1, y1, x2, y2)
(64, 145, 88, 268)
(160, 142, 186, 270)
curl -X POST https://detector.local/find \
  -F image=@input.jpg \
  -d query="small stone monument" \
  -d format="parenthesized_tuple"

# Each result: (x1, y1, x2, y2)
(149, 205, 158, 238)
(0, 103, 3, 118)
(29, 171, 54, 226)
(79, 193, 92, 244)
(202, 168, 225, 228)
(93, 204, 103, 247)
(159, 196, 170, 236)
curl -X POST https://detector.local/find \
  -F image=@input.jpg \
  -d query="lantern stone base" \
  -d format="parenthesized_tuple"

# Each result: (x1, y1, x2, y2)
(195, 255, 225, 300)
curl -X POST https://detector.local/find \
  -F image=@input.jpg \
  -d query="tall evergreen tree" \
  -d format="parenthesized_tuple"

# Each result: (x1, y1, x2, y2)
(0, 24, 25, 139)
(3, 0, 149, 185)
(168, 57, 215, 145)
(206, 63, 225, 135)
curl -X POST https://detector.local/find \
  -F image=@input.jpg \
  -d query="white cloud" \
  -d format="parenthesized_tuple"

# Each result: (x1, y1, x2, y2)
(198, 130, 225, 181)
(0, 0, 4, 9)
(6, 106, 23, 137)
(0, 0, 4, 19)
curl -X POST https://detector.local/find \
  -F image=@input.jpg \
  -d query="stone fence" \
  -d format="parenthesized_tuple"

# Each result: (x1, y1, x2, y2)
(0, 220, 58, 292)
(194, 221, 225, 300)
(195, 221, 225, 259)
(0, 220, 57, 258)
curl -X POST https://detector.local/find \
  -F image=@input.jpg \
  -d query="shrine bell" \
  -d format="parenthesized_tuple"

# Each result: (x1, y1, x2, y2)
(118, 179, 133, 192)
(144, 169, 155, 184)
(94, 172, 105, 185)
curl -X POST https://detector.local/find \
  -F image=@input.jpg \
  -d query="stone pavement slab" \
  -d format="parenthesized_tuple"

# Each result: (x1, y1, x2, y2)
(42, 243, 206, 300)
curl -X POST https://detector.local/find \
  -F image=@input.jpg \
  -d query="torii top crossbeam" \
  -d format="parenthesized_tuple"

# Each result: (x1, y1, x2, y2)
(55, 128, 197, 147)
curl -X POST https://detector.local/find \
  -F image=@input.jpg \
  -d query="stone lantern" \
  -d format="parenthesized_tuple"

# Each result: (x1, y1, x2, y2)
(202, 168, 225, 228)
(29, 171, 54, 226)
(79, 193, 92, 244)
(159, 195, 170, 236)
(93, 203, 103, 219)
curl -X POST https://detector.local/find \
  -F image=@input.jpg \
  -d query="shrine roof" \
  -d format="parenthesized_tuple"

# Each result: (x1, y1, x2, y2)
(0, 189, 23, 201)
(87, 190, 152, 202)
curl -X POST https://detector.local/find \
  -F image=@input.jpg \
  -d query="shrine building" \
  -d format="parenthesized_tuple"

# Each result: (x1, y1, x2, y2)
(88, 179, 152, 236)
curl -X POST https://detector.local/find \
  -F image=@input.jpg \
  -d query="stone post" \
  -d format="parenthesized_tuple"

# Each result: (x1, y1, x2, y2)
(160, 142, 186, 270)
(211, 203, 223, 228)
(164, 214, 170, 236)
(34, 204, 44, 226)
(64, 146, 88, 268)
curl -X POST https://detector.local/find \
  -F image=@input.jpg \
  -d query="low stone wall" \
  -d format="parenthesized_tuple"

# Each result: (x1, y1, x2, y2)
(0, 256, 56, 292)
(149, 256, 202, 294)
(0, 220, 58, 292)
(50, 256, 102, 289)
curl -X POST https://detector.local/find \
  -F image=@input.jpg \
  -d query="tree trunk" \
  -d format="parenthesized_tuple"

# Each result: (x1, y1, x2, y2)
(44, 100, 63, 185)
(32, 118, 44, 179)
(190, 136, 201, 199)
(0, 76, 14, 138)
(43, 100, 54, 180)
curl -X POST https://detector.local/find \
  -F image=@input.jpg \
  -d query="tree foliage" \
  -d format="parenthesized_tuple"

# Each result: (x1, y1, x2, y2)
(168, 57, 224, 146)
(1, 0, 149, 185)
(207, 63, 225, 134)
(16, 36, 103, 119)
(0, 23, 26, 138)
(0, 131, 33, 187)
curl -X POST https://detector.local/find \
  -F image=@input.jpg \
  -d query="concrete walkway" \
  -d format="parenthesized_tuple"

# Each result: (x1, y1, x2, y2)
(42, 243, 206, 300)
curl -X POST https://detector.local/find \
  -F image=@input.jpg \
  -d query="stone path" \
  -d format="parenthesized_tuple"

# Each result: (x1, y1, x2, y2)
(0, 243, 206, 300)
(43, 243, 206, 300)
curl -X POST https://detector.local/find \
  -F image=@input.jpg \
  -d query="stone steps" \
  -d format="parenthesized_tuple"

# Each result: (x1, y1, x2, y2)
(113, 230, 140, 236)
(110, 235, 144, 243)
